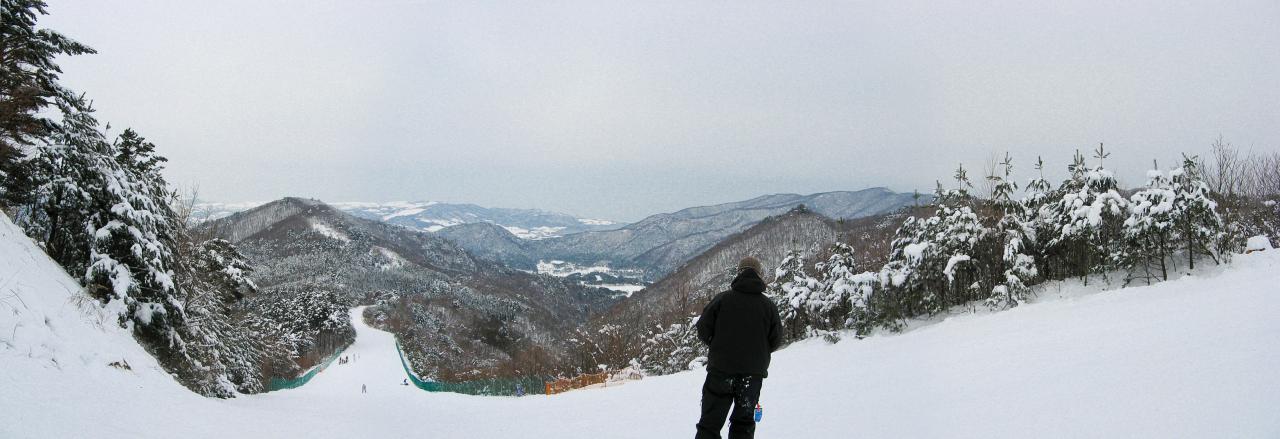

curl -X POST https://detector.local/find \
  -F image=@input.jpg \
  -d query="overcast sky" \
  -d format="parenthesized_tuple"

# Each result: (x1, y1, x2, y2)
(43, 0, 1280, 221)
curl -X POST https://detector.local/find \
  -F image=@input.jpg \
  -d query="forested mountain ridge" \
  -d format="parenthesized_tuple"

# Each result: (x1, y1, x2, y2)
(203, 197, 622, 381)
(196, 189, 921, 279)
(435, 221, 538, 269)
(525, 188, 923, 278)
(564, 206, 859, 372)
(207, 197, 479, 277)
(612, 206, 841, 322)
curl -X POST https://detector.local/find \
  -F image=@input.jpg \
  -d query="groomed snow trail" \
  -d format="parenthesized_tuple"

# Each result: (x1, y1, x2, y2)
(227, 306, 703, 438)
(3, 208, 1279, 437)
(282, 307, 412, 398)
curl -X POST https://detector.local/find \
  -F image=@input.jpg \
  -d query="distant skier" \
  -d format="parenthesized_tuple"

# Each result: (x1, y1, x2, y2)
(694, 256, 782, 439)
(362, 384, 367, 394)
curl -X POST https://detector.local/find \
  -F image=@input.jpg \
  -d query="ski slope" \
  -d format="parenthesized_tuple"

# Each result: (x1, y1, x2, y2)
(3, 211, 1279, 438)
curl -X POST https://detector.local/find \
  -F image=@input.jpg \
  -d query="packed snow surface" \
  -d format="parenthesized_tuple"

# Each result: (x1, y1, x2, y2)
(1247, 235, 1273, 251)
(3, 210, 1278, 437)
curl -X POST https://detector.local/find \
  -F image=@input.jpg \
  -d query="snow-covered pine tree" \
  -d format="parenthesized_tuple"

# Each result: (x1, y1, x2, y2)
(1023, 156, 1054, 215)
(1039, 146, 1128, 284)
(879, 182, 950, 318)
(20, 93, 248, 396)
(247, 285, 354, 373)
(55, 95, 187, 348)
(988, 153, 1020, 214)
(172, 235, 274, 395)
(878, 167, 992, 319)
(113, 128, 169, 180)
(18, 100, 93, 270)
(819, 242, 879, 336)
(986, 154, 1037, 309)
(1170, 155, 1225, 269)
(1122, 162, 1177, 284)
(813, 242, 857, 331)
(188, 238, 257, 301)
(1022, 156, 1057, 278)
(0, 0, 95, 207)
(768, 250, 821, 342)
(934, 207, 989, 309)
(931, 164, 993, 310)
(876, 215, 930, 330)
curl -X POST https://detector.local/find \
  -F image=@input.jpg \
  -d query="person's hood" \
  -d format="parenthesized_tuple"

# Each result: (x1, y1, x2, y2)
(730, 269, 767, 294)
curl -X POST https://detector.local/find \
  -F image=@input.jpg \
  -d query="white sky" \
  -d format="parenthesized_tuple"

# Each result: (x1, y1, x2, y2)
(43, 0, 1280, 221)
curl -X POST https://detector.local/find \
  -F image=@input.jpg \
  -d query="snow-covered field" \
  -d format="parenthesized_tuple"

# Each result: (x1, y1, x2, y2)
(3, 212, 1278, 438)
(536, 259, 647, 294)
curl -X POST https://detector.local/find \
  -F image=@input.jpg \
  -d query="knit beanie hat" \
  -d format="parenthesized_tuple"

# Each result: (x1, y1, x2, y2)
(737, 256, 763, 276)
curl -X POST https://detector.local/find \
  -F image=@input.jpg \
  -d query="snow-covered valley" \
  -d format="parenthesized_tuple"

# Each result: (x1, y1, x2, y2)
(4, 210, 1278, 438)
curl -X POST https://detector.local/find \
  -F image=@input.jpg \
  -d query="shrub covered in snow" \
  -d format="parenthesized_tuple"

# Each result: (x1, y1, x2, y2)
(637, 315, 706, 376)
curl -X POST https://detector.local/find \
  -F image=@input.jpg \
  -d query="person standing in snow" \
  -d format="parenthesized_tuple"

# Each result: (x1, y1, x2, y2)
(694, 256, 783, 439)
(362, 384, 367, 394)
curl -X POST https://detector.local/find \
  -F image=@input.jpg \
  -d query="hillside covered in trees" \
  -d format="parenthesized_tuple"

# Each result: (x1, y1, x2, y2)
(626, 144, 1279, 376)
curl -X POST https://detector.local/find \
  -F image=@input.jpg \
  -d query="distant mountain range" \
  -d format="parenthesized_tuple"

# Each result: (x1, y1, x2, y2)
(597, 202, 930, 330)
(329, 201, 621, 239)
(193, 201, 621, 240)
(195, 188, 924, 280)
(525, 188, 923, 278)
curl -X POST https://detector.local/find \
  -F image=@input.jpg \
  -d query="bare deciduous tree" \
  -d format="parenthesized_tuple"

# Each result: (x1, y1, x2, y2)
(1253, 151, 1280, 198)
(1201, 135, 1250, 197)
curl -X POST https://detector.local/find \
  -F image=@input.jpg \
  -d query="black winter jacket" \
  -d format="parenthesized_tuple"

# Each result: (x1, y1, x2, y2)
(696, 269, 783, 378)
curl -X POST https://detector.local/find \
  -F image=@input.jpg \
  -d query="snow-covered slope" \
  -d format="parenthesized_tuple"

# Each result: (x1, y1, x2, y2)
(0, 213, 212, 437)
(4, 207, 1278, 437)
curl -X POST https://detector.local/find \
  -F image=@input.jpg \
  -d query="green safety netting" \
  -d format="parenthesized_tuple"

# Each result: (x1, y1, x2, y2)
(395, 340, 546, 396)
(267, 348, 347, 391)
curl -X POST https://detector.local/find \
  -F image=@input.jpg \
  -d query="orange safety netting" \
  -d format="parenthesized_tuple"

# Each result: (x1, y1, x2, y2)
(544, 372, 610, 395)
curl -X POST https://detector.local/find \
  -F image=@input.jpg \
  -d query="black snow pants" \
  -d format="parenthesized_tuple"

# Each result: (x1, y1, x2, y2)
(695, 370, 762, 439)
